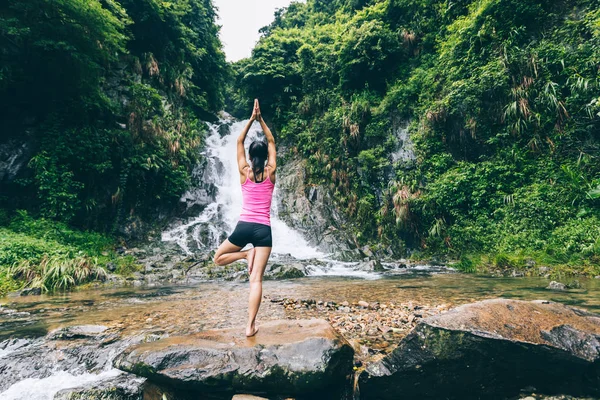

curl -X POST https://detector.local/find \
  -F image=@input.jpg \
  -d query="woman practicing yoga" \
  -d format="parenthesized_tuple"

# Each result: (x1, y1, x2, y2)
(212, 99, 276, 337)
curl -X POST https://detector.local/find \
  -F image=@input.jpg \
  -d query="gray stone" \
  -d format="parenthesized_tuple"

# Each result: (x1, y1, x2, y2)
(360, 246, 374, 258)
(264, 263, 306, 280)
(539, 266, 551, 274)
(47, 325, 109, 340)
(547, 281, 567, 291)
(274, 155, 354, 254)
(8, 287, 43, 297)
(0, 138, 32, 182)
(359, 299, 600, 399)
(53, 373, 145, 400)
(355, 260, 385, 272)
(114, 319, 353, 398)
(106, 262, 117, 272)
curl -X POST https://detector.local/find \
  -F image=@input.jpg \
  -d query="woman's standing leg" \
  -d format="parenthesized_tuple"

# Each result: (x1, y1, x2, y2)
(213, 239, 255, 268)
(246, 246, 271, 337)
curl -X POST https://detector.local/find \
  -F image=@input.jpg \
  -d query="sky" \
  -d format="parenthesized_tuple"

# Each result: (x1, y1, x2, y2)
(213, 0, 303, 62)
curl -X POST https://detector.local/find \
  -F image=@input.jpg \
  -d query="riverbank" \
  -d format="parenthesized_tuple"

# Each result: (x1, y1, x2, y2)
(410, 252, 600, 279)
(2, 207, 599, 300)
(0, 210, 143, 297)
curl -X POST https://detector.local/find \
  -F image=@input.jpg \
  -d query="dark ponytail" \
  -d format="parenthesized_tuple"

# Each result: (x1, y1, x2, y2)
(249, 140, 268, 182)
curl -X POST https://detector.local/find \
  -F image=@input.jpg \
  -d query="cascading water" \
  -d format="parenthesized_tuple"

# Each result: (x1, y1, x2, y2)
(160, 117, 387, 278)
(162, 118, 322, 259)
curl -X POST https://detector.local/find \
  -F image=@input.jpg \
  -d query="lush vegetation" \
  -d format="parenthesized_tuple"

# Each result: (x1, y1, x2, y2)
(229, 0, 600, 274)
(1, 0, 598, 291)
(1, 0, 227, 231)
(0, 210, 141, 295)
(0, 0, 227, 292)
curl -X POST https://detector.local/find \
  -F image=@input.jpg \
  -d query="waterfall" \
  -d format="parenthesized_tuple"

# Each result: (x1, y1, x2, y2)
(161, 118, 323, 260)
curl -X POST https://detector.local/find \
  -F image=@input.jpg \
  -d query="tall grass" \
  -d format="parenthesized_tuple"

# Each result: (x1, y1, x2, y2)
(0, 210, 139, 295)
(9, 254, 107, 292)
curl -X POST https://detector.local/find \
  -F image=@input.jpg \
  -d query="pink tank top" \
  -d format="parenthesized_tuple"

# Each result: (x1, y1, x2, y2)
(239, 166, 275, 226)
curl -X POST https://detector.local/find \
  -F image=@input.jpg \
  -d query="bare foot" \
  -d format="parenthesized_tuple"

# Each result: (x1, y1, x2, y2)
(246, 325, 259, 337)
(246, 247, 256, 274)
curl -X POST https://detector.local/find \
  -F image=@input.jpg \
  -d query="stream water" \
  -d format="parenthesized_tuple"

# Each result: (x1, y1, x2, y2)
(2, 117, 600, 398)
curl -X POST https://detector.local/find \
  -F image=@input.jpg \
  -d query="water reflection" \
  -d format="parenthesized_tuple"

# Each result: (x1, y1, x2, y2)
(1, 273, 599, 341)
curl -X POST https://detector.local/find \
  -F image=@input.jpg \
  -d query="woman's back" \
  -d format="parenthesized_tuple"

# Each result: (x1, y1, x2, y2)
(239, 166, 275, 226)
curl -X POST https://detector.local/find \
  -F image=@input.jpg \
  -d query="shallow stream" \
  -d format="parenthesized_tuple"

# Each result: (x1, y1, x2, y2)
(1, 270, 599, 399)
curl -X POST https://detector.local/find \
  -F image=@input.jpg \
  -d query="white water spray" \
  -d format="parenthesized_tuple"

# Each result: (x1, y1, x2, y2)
(161, 118, 323, 260)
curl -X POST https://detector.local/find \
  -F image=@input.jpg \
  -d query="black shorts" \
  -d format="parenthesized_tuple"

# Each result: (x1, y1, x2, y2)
(228, 221, 272, 248)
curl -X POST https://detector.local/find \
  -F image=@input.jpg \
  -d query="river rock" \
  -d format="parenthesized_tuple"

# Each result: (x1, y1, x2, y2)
(7, 287, 42, 297)
(355, 260, 385, 272)
(47, 325, 109, 340)
(114, 319, 353, 398)
(359, 299, 600, 399)
(547, 281, 567, 291)
(264, 263, 306, 280)
(21, 287, 42, 296)
(53, 373, 145, 400)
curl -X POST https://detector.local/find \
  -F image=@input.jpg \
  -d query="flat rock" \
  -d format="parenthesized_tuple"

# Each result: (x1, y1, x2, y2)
(47, 325, 109, 340)
(114, 319, 353, 398)
(359, 299, 600, 399)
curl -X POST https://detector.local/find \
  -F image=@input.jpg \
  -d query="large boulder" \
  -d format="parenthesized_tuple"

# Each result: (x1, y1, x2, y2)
(359, 299, 600, 400)
(354, 260, 385, 272)
(114, 319, 353, 398)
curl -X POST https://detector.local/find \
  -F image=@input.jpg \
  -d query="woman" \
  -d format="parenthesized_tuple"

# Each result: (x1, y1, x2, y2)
(213, 99, 276, 337)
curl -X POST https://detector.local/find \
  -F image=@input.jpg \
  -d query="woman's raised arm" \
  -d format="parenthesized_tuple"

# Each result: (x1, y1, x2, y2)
(237, 100, 260, 174)
(256, 102, 276, 171)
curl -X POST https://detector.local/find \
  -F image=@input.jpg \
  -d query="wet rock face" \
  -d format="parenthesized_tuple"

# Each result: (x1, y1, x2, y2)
(47, 325, 110, 340)
(0, 138, 32, 183)
(355, 260, 384, 272)
(114, 319, 354, 398)
(0, 325, 147, 394)
(275, 155, 354, 254)
(359, 299, 600, 400)
(53, 373, 145, 400)
(264, 263, 307, 280)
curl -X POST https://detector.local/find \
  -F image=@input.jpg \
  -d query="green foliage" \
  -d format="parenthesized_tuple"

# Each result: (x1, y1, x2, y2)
(1, 0, 227, 232)
(10, 255, 107, 293)
(0, 210, 140, 295)
(228, 0, 600, 273)
(454, 255, 478, 273)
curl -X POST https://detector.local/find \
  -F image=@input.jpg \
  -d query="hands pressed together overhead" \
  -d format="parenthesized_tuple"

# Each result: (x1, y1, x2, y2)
(251, 98, 262, 122)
